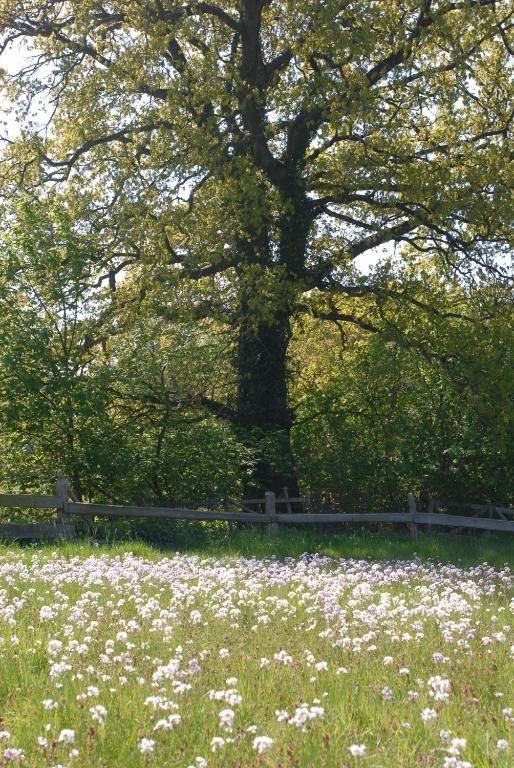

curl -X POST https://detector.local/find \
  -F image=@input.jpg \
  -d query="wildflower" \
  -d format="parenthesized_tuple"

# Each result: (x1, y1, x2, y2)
(288, 704, 324, 731)
(218, 709, 235, 732)
(3, 747, 24, 762)
(348, 743, 366, 756)
(420, 708, 438, 722)
(447, 738, 467, 755)
(0, 732, 10, 741)
(273, 650, 293, 665)
(496, 739, 508, 750)
(139, 738, 155, 754)
(58, 730, 75, 745)
(252, 736, 273, 754)
(381, 686, 393, 700)
(153, 715, 181, 731)
(89, 704, 107, 724)
(428, 676, 450, 703)
(210, 737, 224, 753)
(47, 639, 63, 656)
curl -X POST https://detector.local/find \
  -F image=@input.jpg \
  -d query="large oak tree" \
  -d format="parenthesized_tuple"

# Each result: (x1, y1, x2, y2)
(0, 0, 512, 492)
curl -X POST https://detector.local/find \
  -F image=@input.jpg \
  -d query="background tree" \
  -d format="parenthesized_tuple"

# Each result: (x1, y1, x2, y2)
(0, 198, 511, 519)
(292, 255, 514, 510)
(0, 0, 512, 492)
(0, 196, 250, 510)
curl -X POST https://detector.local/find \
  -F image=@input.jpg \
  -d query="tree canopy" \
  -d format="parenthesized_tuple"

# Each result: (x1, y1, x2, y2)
(0, 0, 512, 493)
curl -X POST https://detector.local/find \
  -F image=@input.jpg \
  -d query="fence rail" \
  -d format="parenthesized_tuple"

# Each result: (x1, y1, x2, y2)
(0, 479, 513, 539)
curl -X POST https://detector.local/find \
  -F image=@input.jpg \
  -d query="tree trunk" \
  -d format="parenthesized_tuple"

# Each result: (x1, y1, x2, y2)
(235, 295, 298, 496)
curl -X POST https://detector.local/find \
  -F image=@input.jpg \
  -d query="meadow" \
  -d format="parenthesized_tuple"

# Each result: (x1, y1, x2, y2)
(0, 531, 512, 767)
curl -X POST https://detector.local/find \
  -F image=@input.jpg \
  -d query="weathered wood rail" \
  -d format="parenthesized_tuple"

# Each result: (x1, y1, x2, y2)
(0, 479, 512, 539)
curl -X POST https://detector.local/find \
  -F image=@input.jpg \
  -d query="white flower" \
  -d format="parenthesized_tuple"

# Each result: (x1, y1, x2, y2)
(153, 715, 181, 731)
(252, 736, 273, 754)
(273, 650, 293, 665)
(348, 743, 366, 757)
(43, 699, 58, 710)
(0, 732, 10, 741)
(420, 708, 438, 723)
(443, 759, 472, 768)
(89, 704, 107, 724)
(47, 639, 63, 656)
(496, 739, 508, 751)
(210, 737, 224, 753)
(58, 730, 75, 745)
(139, 738, 155, 754)
(447, 738, 466, 755)
(3, 748, 24, 763)
(428, 676, 450, 703)
(189, 759, 208, 768)
(218, 709, 235, 732)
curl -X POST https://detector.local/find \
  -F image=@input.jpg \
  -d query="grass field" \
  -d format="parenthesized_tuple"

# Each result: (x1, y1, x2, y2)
(0, 530, 512, 766)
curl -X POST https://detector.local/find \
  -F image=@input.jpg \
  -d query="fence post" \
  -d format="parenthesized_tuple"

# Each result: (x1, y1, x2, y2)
(408, 493, 419, 541)
(55, 477, 71, 528)
(427, 495, 434, 534)
(265, 491, 278, 535)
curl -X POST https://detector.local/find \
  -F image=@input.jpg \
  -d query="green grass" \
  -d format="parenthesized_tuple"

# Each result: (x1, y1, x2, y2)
(3, 525, 511, 568)
(0, 532, 511, 767)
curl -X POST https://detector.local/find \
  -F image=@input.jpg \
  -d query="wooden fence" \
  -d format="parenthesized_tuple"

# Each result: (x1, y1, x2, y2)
(0, 478, 513, 540)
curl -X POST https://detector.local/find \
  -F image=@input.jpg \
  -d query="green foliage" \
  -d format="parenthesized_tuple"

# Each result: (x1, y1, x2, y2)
(291, 258, 514, 509)
(0, 1, 511, 500)
(0, 197, 251, 513)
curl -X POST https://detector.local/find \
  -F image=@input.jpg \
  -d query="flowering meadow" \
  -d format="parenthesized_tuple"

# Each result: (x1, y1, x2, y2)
(0, 545, 512, 767)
